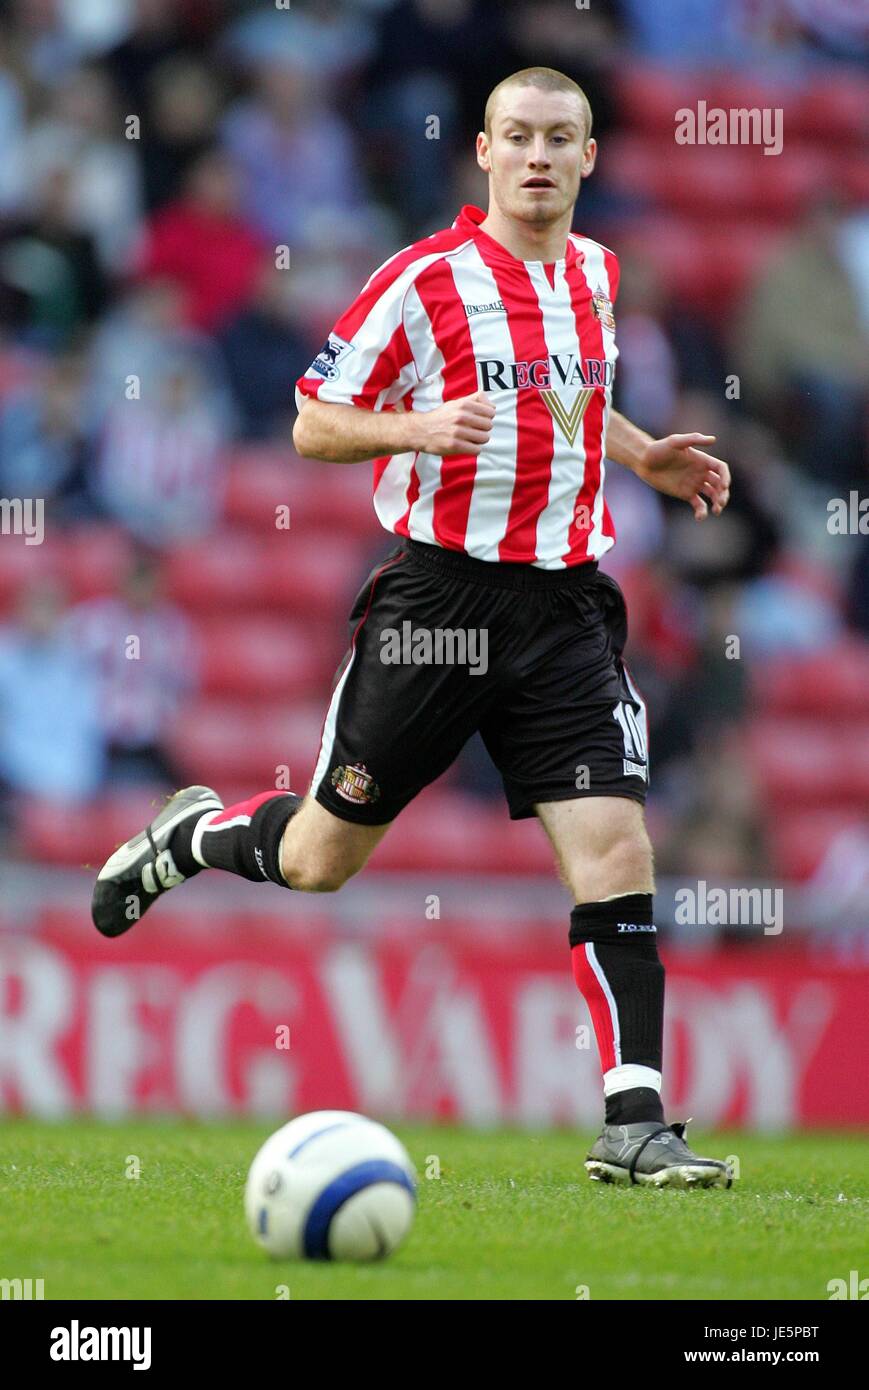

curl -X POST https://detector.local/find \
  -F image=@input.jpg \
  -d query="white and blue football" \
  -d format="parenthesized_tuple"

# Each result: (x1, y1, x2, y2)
(244, 1110, 416, 1261)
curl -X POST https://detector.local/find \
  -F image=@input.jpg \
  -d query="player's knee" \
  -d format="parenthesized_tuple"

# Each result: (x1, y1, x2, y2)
(279, 850, 354, 893)
(567, 824, 653, 899)
(278, 834, 364, 893)
(603, 824, 653, 877)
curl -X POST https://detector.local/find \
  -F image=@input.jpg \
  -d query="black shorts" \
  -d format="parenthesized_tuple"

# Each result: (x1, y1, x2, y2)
(311, 540, 649, 824)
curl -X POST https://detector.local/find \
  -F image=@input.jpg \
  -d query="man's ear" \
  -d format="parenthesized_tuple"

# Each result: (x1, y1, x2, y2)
(476, 130, 492, 174)
(580, 138, 598, 179)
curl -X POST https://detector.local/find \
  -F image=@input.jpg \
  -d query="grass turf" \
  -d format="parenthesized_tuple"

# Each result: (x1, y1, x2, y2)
(1, 1119, 867, 1301)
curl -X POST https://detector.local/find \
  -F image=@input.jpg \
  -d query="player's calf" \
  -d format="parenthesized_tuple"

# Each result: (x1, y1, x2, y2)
(279, 796, 390, 891)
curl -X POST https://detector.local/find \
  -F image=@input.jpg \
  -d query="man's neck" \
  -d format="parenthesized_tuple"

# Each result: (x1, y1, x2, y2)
(478, 204, 574, 263)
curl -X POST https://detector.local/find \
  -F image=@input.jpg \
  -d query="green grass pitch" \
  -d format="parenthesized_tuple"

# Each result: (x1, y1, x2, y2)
(2, 1120, 867, 1301)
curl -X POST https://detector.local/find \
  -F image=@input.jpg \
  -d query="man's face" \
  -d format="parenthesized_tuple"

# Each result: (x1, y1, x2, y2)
(477, 86, 596, 229)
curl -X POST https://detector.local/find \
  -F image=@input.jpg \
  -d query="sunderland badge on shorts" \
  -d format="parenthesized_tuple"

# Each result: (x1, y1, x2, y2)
(331, 762, 381, 805)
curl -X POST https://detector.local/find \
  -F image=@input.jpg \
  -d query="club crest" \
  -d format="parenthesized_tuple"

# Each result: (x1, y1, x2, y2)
(331, 762, 381, 805)
(591, 285, 615, 332)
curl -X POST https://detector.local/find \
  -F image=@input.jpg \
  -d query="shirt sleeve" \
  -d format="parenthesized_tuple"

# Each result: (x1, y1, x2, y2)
(294, 257, 419, 413)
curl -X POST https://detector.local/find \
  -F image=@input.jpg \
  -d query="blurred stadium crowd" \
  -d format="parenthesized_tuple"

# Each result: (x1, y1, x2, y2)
(0, 0, 867, 917)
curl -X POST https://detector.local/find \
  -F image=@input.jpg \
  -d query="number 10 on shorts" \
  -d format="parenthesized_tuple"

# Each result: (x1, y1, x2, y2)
(613, 696, 648, 781)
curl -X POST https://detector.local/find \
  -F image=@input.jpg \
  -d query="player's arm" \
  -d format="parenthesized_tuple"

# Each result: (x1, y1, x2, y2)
(293, 393, 495, 465)
(606, 408, 731, 521)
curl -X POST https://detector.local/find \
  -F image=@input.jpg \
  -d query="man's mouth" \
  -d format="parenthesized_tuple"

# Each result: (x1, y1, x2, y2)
(522, 177, 556, 189)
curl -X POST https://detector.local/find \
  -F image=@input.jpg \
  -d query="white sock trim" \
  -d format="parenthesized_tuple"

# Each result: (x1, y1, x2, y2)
(191, 809, 223, 868)
(603, 1064, 662, 1097)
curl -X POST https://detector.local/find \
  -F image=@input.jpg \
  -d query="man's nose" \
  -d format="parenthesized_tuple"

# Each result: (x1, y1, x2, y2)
(527, 137, 550, 165)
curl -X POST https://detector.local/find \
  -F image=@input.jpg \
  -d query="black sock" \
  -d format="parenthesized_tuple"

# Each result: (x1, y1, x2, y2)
(170, 791, 301, 887)
(569, 892, 666, 1127)
(605, 1086, 665, 1127)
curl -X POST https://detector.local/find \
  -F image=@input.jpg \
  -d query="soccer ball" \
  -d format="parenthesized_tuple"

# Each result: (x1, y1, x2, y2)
(244, 1110, 416, 1261)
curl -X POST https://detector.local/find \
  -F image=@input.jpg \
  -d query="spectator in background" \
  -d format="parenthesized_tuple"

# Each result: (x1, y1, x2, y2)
(220, 53, 371, 250)
(0, 164, 106, 347)
(662, 392, 781, 590)
(600, 465, 667, 585)
(8, 0, 108, 85)
(23, 63, 143, 272)
(103, 0, 192, 113)
(657, 734, 772, 895)
(0, 577, 105, 804)
(87, 277, 203, 414)
(91, 349, 231, 545)
(139, 55, 223, 210)
(736, 199, 869, 491)
(363, 0, 512, 232)
(847, 535, 869, 637)
(217, 260, 313, 441)
(618, 0, 786, 62)
(61, 549, 199, 788)
(611, 255, 726, 415)
(611, 558, 701, 778)
(134, 147, 265, 333)
(784, 0, 869, 59)
(0, 30, 27, 215)
(610, 254, 680, 436)
(0, 349, 93, 519)
(223, 0, 376, 83)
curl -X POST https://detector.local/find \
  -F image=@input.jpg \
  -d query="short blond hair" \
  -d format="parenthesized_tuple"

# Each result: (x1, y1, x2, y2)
(484, 67, 593, 144)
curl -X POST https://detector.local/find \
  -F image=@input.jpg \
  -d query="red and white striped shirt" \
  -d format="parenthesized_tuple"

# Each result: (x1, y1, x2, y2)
(295, 203, 620, 569)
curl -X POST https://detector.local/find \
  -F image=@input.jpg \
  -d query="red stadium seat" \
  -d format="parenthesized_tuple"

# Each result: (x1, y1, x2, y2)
(162, 533, 269, 613)
(613, 66, 704, 134)
(63, 526, 132, 600)
(753, 643, 869, 720)
(367, 791, 555, 874)
(768, 808, 868, 881)
(595, 132, 663, 204)
(0, 539, 45, 616)
(162, 530, 374, 630)
(19, 787, 167, 867)
(793, 74, 869, 143)
(165, 698, 325, 787)
(748, 718, 869, 810)
(741, 147, 831, 220)
(266, 532, 371, 623)
(613, 217, 780, 316)
(703, 74, 793, 123)
(225, 448, 381, 541)
(196, 616, 332, 699)
(841, 152, 869, 206)
(615, 65, 868, 148)
(600, 131, 829, 229)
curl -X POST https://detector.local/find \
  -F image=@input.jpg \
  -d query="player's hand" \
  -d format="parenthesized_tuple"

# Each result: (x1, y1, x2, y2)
(416, 392, 495, 457)
(636, 433, 731, 520)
